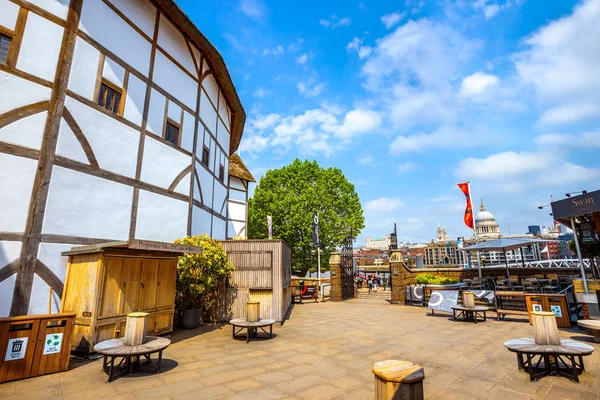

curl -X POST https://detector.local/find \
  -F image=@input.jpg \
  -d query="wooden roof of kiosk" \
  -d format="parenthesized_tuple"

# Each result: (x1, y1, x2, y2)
(61, 239, 203, 257)
(228, 154, 256, 182)
(155, 0, 245, 154)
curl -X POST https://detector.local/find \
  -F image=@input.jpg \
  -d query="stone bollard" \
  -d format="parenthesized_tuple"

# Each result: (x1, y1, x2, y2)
(531, 311, 561, 345)
(463, 291, 475, 309)
(373, 360, 424, 400)
(124, 312, 149, 346)
(246, 301, 260, 322)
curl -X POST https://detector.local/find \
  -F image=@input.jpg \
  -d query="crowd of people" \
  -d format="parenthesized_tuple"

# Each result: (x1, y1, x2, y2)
(354, 272, 391, 293)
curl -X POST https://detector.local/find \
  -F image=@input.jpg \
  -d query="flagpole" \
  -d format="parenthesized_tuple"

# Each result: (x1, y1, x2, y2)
(468, 181, 483, 278)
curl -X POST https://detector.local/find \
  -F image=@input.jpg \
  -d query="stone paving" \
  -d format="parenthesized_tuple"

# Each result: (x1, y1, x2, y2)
(2, 299, 600, 400)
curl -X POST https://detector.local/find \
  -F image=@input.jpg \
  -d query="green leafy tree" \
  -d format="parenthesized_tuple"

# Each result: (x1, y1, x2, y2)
(248, 159, 364, 277)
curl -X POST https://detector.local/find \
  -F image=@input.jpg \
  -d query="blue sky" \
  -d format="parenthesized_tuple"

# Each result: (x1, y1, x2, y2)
(178, 0, 600, 245)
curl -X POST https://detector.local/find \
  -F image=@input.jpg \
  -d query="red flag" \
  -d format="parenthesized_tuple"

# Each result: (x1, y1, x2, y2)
(457, 183, 474, 229)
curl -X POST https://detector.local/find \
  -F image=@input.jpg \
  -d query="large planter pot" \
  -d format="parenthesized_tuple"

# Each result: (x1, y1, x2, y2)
(180, 308, 203, 329)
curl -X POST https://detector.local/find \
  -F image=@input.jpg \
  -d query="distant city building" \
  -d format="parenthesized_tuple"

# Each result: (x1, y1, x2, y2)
(366, 236, 391, 250)
(528, 225, 541, 236)
(424, 238, 473, 267)
(475, 199, 501, 240)
(436, 225, 448, 242)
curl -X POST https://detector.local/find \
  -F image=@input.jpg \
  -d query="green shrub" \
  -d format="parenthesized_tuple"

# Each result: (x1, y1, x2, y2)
(174, 235, 234, 311)
(415, 273, 458, 285)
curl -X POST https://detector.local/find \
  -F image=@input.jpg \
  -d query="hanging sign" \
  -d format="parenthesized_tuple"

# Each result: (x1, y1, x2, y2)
(43, 333, 63, 355)
(5, 337, 28, 361)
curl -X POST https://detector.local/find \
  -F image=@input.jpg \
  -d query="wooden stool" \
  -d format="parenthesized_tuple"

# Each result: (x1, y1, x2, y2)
(373, 360, 424, 400)
(531, 311, 560, 345)
(124, 312, 149, 346)
(246, 301, 260, 322)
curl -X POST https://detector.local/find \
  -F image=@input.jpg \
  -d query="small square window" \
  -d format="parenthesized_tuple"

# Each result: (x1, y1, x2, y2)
(0, 33, 11, 65)
(201, 146, 210, 167)
(164, 121, 180, 145)
(219, 164, 225, 182)
(97, 80, 122, 114)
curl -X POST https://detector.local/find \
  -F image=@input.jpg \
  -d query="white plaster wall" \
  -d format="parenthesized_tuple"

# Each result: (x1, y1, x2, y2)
(203, 74, 219, 106)
(68, 37, 100, 100)
(0, 275, 15, 317)
(108, 0, 156, 38)
(167, 100, 181, 123)
(65, 97, 140, 177)
(227, 220, 246, 238)
(0, 154, 37, 232)
(199, 90, 218, 134)
(28, 275, 61, 315)
(146, 88, 165, 135)
(218, 91, 230, 129)
(0, 0, 19, 31)
(80, 0, 152, 76)
(195, 127, 206, 159)
(140, 136, 191, 191)
(103, 57, 125, 87)
(202, 61, 209, 74)
(0, 111, 46, 150)
(191, 206, 211, 236)
(157, 14, 196, 76)
(212, 217, 225, 240)
(123, 74, 145, 127)
(153, 51, 197, 110)
(214, 178, 227, 215)
(229, 177, 246, 191)
(0, 71, 52, 115)
(193, 177, 201, 202)
(181, 111, 194, 153)
(56, 117, 89, 164)
(31, 242, 72, 314)
(217, 118, 230, 154)
(28, 0, 69, 20)
(0, 241, 21, 267)
(191, 45, 201, 73)
(197, 163, 213, 208)
(17, 13, 63, 82)
(174, 172, 190, 195)
(228, 188, 246, 202)
(228, 202, 246, 221)
(135, 190, 187, 242)
(42, 166, 133, 239)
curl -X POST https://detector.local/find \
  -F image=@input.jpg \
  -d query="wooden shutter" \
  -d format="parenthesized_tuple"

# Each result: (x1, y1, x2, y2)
(156, 260, 176, 309)
(140, 260, 159, 311)
(122, 258, 143, 314)
(99, 258, 124, 317)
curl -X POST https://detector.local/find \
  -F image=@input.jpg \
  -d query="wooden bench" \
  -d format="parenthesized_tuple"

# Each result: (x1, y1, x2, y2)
(495, 291, 528, 320)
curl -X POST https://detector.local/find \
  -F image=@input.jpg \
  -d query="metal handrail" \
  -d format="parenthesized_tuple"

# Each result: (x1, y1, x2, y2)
(558, 284, 574, 294)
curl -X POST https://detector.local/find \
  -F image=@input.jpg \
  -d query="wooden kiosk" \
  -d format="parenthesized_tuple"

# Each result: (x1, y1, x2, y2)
(60, 240, 201, 353)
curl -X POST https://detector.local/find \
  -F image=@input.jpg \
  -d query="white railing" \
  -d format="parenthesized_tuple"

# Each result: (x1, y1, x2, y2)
(479, 259, 591, 269)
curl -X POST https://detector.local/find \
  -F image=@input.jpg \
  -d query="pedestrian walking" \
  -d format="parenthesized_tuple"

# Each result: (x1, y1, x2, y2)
(382, 276, 387, 291)
(367, 275, 373, 293)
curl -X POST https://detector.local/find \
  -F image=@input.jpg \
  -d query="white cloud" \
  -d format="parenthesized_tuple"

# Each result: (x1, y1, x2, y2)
(347, 37, 372, 59)
(381, 11, 406, 29)
(357, 154, 374, 165)
(535, 130, 600, 148)
(389, 125, 494, 153)
(365, 197, 404, 213)
(456, 151, 548, 180)
(296, 53, 310, 64)
(252, 88, 270, 99)
(319, 15, 352, 29)
(337, 109, 382, 139)
(297, 79, 327, 97)
(263, 45, 284, 56)
(514, 0, 600, 125)
(473, 0, 522, 20)
(460, 72, 499, 96)
(397, 162, 418, 173)
(240, 0, 266, 21)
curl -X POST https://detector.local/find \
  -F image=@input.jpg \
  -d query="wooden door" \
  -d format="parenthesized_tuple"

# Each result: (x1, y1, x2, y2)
(122, 258, 143, 314)
(156, 260, 177, 309)
(140, 260, 159, 311)
(99, 258, 124, 318)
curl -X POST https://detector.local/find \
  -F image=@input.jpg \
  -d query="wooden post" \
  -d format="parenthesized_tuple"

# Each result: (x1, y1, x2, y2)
(463, 291, 475, 309)
(124, 312, 149, 346)
(531, 311, 561, 345)
(373, 360, 424, 400)
(246, 301, 260, 322)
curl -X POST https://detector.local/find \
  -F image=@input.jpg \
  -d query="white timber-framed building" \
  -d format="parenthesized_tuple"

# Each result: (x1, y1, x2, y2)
(0, 0, 250, 317)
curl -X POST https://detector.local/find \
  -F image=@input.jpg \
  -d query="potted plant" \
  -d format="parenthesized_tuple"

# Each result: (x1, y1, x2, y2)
(175, 235, 234, 329)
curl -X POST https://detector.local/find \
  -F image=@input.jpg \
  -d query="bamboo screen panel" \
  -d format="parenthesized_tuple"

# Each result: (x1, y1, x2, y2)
(228, 250, 273, 289)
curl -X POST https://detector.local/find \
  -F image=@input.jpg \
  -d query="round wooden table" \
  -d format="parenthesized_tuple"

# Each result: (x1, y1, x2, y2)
(451, 305, 489, 323)
(94, 336, 171, 382)
(577, 319, 600, 343)
(230, 318, 276, 343)
(504, 338, 594, 382)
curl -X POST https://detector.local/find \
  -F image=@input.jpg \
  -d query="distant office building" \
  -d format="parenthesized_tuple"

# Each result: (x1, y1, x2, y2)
(528, 225, 541, 236)
(366, 236, 391, 250)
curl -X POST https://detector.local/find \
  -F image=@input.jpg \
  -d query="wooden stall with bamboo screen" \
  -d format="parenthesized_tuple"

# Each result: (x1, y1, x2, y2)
(213, 240, 292, 322)
(60, 240, 201, 353)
